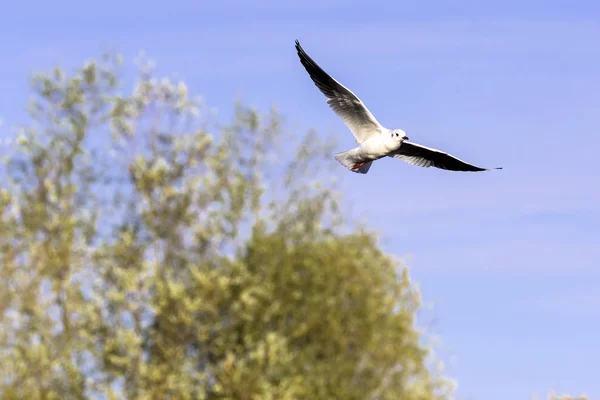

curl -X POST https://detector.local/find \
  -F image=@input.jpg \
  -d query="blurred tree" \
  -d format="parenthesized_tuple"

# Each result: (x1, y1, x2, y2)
(542, 393, 588, 400)
(0, 53, 453, 399)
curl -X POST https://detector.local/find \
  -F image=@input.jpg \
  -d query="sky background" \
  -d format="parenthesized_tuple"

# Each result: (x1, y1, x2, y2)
(1, 1, 599, 399)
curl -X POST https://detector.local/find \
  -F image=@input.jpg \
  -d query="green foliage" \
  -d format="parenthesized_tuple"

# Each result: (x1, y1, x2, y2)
(0, 53, 452, 399)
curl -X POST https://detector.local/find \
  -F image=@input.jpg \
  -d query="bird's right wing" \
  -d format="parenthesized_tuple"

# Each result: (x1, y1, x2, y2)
(390, 141, 502, 172)
(295, 40, 384, 144)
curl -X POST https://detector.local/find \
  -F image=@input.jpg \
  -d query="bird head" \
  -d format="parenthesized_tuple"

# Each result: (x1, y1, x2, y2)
(391, 129, 409, 142)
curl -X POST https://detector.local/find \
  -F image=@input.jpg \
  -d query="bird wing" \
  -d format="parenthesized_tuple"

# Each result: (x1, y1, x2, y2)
(389, 141, 501, 172)
(295, 40, 384, 144)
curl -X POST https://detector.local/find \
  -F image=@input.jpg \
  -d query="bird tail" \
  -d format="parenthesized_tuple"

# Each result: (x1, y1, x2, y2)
(334, 150, 373, 174)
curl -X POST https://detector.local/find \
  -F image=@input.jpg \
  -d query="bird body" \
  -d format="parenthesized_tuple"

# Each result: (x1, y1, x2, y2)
(359, 129, 405, 157)
(294, 40, 502, 174)
(334, 129, 405, 172)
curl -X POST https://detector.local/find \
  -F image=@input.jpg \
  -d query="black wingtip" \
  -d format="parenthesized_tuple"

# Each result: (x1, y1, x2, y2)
(483, 166, 503, 171)
(294, 40, 306, 58)
(481, 167, 503, 171)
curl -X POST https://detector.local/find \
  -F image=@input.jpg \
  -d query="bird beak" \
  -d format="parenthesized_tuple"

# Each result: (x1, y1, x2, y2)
(402, 135, 409, 140)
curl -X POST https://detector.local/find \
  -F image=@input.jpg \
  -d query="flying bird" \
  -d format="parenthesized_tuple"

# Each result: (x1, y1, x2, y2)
(294, 40, 502, 174)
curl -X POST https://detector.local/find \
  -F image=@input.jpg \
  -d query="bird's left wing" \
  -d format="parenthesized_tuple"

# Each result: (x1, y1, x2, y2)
(295, 40, 384, 144)
(390, 141, 502, 172)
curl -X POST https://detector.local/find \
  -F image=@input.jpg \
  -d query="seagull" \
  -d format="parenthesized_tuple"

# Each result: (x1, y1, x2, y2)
(294, 40, 502, 174)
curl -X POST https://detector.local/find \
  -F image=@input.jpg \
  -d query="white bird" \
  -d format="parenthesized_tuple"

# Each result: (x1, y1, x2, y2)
(294, 40, 502, 174)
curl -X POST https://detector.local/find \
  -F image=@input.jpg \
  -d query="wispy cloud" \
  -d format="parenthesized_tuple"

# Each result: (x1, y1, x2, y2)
(527, 289, 600, 317)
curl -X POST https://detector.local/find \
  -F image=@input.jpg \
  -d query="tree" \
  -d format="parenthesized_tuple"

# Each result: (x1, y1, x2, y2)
(0, 53, 453, 399)
(542, 393, 588, 400)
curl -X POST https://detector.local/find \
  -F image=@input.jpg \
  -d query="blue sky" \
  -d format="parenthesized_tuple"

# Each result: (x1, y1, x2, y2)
(1, 1, 599, 399)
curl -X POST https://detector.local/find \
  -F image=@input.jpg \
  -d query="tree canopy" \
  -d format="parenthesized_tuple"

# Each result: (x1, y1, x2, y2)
(0, 54, 453, 399)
